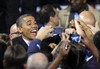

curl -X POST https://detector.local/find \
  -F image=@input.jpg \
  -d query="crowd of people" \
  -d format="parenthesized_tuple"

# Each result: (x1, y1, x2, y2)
(0, 0, 100, 69)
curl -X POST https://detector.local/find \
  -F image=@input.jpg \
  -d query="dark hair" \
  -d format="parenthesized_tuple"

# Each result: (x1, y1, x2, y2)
(0, 38, 8, 69)
(60, 43, 86, 69)
(3, 44, 28, 69)
(0, 33, 11, 46)
(16, 14, 33, 27)
(40, 41, 53, 62)
(38, 4, 56, 24)
(93, 31, 100, 51)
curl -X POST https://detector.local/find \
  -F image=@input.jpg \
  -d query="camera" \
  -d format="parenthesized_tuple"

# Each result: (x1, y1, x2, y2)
(69, 34, 81, 43)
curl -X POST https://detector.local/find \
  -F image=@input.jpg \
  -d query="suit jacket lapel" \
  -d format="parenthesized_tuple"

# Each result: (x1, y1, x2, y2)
(19, 36, 28, 51)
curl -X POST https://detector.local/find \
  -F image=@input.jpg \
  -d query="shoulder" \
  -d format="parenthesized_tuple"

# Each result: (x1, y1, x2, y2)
(12, 36, 22, 41)
(12, 36, 24, 44)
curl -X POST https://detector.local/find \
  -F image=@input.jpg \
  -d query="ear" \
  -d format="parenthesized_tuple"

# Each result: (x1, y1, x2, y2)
(17, 27, 22, 33)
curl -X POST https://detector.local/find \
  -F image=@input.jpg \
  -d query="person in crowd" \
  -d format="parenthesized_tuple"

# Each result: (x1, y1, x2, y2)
(12, 14, 38, 51)
(9, 23, 20, 40)
(3, 44, 28, 69)
(12, 14, 54, 53)
(59, 0, 100, 28)
(38, 4, 63, 47)
(27, 53, 49, 69)
(38, 4, 59, 28)
(69, 11, 99, 40)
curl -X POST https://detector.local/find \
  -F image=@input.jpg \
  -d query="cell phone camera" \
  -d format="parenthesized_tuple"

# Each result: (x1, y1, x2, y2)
(69, 34, 81, 43)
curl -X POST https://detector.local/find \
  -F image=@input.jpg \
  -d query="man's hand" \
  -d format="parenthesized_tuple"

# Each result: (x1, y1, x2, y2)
(36, 26, 54, 40)
(65, 28, 75, 34)
(58, 40, 71, 58)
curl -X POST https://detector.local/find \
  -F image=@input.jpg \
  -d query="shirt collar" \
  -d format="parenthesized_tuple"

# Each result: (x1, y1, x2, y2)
(22, 38, 30, 46)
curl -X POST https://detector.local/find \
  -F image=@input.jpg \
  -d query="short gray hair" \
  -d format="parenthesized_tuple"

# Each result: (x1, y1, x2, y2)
(27, 53, 49, 69)
(16, 14, 33, 27)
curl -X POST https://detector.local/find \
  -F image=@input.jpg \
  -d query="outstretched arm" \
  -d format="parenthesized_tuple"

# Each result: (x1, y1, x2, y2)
(48, 40, 70, 69)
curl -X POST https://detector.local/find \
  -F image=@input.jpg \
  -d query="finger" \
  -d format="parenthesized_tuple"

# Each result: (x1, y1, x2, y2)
(78, 20, 86, 27)
(74, 20, 85, 37)
(61, 40, 67, 47)
(61, 33, 67, 41)
(87, 24, 94, 29)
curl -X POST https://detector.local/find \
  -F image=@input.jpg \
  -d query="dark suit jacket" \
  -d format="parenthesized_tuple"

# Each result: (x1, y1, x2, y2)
(12, 36, 28, 51)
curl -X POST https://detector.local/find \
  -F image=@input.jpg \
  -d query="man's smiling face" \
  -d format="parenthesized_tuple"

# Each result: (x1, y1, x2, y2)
(19, 16, 38, 41)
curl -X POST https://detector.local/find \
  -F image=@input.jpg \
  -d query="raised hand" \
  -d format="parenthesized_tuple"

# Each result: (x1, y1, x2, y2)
(36, 26, 54, 40)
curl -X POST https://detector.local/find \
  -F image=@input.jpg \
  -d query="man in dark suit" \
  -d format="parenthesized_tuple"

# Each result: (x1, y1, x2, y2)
(12, 14, 56, 54)
(12, 14, 38, 51)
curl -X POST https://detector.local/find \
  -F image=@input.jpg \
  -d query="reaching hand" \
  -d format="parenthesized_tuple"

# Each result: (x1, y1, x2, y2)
(65, 28, 75, 35)
(77, 20, 93, 40)
(59, 32, 69, 41)
(74, 20, 85, 37)
(36, 26, 54, 40)
(58, 40, 71, 57)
